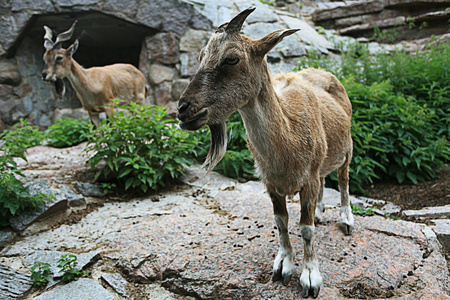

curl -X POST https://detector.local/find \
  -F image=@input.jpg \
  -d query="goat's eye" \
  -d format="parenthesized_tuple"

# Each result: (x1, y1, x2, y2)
(224, 56, 239, 65)
(55, 56, 63, 62)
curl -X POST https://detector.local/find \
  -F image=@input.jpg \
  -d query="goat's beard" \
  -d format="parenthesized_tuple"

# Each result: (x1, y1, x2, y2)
(203, 121, 228, 172)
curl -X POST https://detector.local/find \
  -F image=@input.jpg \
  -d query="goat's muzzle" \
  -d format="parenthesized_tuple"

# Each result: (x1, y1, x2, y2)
(177, 103, 209, 131)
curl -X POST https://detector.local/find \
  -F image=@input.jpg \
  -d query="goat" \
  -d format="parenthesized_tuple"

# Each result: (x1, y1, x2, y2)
(177, 7, 354, 298)
(42, 21, 146, 128)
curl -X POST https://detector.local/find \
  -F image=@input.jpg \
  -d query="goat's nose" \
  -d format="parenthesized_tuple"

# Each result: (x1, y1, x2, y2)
(178, 102, 190, 114)
(42, 72, 47, 80)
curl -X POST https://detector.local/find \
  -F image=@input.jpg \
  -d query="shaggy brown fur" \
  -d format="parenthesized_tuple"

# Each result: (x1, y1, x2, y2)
(177, 7, 354, 298)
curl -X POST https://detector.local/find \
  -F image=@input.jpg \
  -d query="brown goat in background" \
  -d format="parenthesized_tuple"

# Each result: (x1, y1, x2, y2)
(42, 21, 146, 128)
(177, 7, 354, 298)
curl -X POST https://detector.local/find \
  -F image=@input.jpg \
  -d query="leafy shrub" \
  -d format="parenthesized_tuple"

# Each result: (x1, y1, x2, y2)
(1, 119, 43, 149)
(297, 37, 449, 191)
(86, 101, 202, 193)
(44, 117, 93, 148)
(57, 254, 89, 282)
(31, 262, 51, 287)
(0, 123, 49, 228)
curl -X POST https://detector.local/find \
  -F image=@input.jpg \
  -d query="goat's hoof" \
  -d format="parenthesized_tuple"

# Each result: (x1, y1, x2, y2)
(300, 270, 322, 298)
(272, 253, 294, 285)
(339, 223, 353, 235)
(314, 216, 322, 225)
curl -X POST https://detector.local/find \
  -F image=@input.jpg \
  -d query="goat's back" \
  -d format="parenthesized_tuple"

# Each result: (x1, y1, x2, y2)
(273, 68, 352, 177)
(87, 63, 146, 105)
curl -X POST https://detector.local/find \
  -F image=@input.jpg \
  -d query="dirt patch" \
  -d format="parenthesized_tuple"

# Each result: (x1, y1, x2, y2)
(361, 165, 450, 211)
(340, 283, 396, 299)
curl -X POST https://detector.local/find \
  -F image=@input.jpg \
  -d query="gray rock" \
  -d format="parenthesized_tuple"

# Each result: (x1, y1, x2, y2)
(142, 33, 180, 65)
(235, 0, 278, 24)
(149, 64, 175, 85)
(0, 99, 28, 125)
(0, 231, 14, 248)
(154, 82, 172, 107)
(379, 202, 402, 215)
(57, 184, 85, 207)
(279, 15, 334, 50)
(136, 0, 193, 36)
(34, 278, 115, 300)
(74, 182, 104, 197)
(243, 22, 284, 39)
(54, 0, 100, 7)
(180, 52, 200, 77)
(0, 60, 21, 86)
(8, 180, 84, 232)
(431, 219, 450, 253)
(403, 204, 450, 220)
(101, 272, 131, 298)
(180, 28, 209, 52)
(171, 79, 190, 101)
(312, 0, 385, 21)
(0, 264, 33, 299)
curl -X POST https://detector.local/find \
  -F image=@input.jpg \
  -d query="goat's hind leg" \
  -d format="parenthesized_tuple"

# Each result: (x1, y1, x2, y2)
(299, 176, 322, 298)
(314, 177, 325, 224)
(268, 186, 295, 286)
(338, 153, 354, 235)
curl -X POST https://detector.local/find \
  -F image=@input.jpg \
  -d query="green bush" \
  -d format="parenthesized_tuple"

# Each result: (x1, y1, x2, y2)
(31, 262, 51, 287)
(0, 122, 50, 228)
(85, 101, 202, 193)
(44, 117, 93, 148)
(57, 254, 89, 282)
(297, 37, 449, 191)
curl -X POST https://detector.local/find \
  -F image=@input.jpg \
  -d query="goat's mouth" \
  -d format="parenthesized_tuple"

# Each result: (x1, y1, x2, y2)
(178, 108, 209, 131)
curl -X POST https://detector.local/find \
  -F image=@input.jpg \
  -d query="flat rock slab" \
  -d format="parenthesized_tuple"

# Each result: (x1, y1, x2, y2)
(4, 145, 450, 299)
(34, 278, 115, 300)
(0, 264, 33, 299)
(4, 180, 449, 299)
(403, 204, 450, 220)
(431, 219, 450, 253)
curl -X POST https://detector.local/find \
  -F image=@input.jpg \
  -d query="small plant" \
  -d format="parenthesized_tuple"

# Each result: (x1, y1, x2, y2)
(351, 202, 376, 216)
(44, 117, 93, 148)
(1, 119, 43, 149)
(259, 0, 275, 6)
(0, 122, 50, 228)
(57, 254, 89, 282)
(30, 262, 51, 287)
(86, 101, 202, 193)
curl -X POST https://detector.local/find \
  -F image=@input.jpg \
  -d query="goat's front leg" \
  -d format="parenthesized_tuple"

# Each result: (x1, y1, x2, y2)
(299, 177, 322, 298)
(268, 186, 295, 286)
(88, 111, 101, 129)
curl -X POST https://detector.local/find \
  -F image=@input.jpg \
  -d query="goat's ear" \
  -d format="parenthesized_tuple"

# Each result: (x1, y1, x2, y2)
(253, 29, 300, 57)
(67, 39, 79, 57)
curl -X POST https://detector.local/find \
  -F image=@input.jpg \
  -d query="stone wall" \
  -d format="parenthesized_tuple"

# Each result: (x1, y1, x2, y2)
(0, 0, 448, 129)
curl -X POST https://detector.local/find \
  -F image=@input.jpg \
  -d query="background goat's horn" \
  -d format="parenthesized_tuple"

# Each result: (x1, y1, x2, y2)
(225, 6, 256, 34)
(54, 20, 78, 46)
(43, 26, 54, 49)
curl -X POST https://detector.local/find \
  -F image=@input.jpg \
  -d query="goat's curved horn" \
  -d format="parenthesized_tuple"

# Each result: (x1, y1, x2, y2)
(54, 20, 78, 46)
(225, 6, 255, 34)
(43, 26, 54, 49)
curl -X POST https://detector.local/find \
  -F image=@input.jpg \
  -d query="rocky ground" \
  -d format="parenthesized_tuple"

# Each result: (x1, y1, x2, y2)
(0, 143, 449, 300)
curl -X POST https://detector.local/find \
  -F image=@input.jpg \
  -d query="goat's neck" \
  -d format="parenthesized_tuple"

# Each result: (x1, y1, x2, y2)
(238, 69, 288, 148)
(66, 59, 91, 96)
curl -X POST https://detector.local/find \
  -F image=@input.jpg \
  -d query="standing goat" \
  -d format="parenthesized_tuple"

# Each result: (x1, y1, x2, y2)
(42, 21, 146, 128)
(177, 7, 354, 298)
